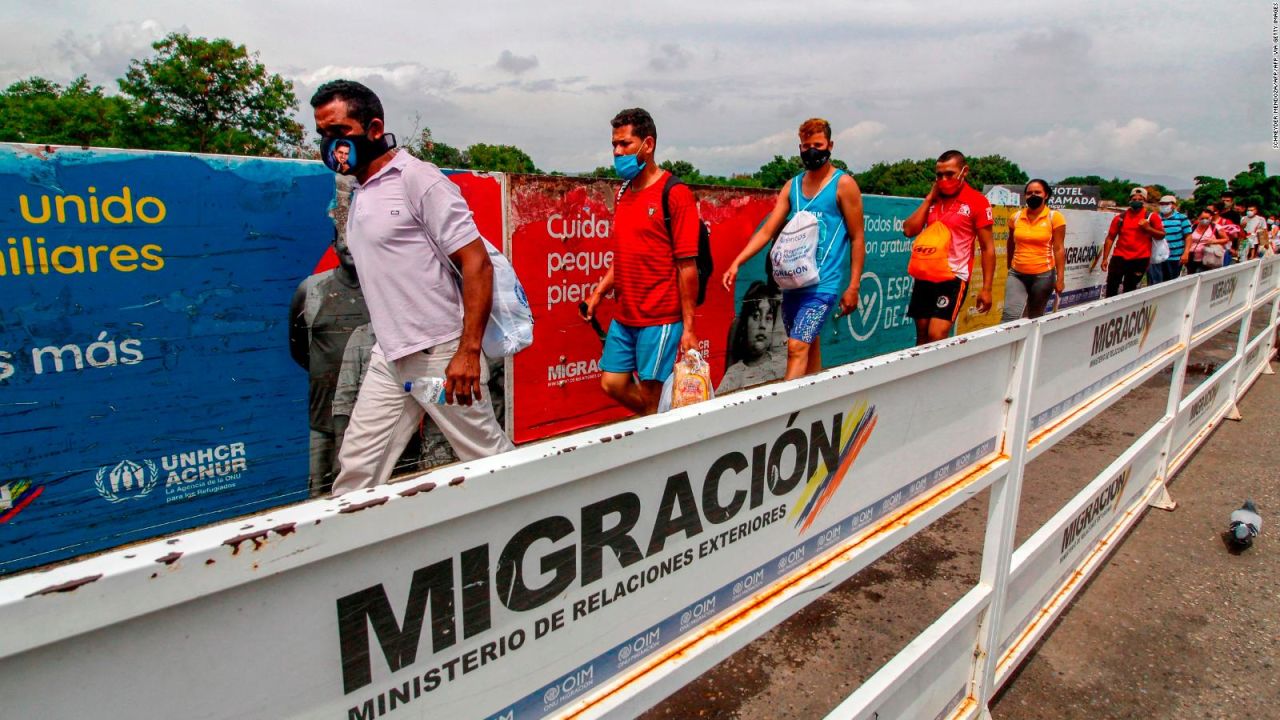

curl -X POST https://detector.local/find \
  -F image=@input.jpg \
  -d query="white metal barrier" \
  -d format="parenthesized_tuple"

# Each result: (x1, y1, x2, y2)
(0, 256, 1276, 720)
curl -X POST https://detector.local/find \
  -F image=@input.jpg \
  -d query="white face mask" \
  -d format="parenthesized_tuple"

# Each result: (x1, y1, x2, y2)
(1246, 210, 1256, 217)
(1158, 204, 1173, 215)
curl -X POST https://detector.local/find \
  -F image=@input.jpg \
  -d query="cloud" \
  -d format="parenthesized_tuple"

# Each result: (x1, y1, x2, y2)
(835, 121, 888, 145)
(495, 50, 538, 75)
(666, 130, 794, 169)
(983, 118, 1212, 184)
(294, 62, 456, 94)
(455, 75, 588, 95)
(53, 19, 172, 82)
(649, 43, 692, 72)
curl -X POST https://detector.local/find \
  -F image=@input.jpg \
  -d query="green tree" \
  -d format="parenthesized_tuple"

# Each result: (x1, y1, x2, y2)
(0, 75, 132, 147)
(659, 159, 698, 180)
(966, 154, 1029, 188)
(118, 32, 303, 155)
(465, 143, 538, 173)
(854, 158, 934, 198)
(753, 155, 804, 188)
(404, 127, 468, 168)
(1227, 161, 1280, 212)
(1189, 175, 1227, 213)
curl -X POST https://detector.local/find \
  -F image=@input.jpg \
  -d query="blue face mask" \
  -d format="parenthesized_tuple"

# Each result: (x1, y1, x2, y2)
(613, 148, 646, 181)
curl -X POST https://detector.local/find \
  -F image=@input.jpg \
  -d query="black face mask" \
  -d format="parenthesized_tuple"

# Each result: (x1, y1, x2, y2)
(800, 147, 831, 171)
(321, 132, 397, 176)
(1025, 195, 1045, 209)
(1129, 199, 1144, 211)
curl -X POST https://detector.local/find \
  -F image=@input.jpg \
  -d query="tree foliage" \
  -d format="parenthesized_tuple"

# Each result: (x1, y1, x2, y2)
(465, 143, 539, 173)
(0, 76, 130, 147)
(404, 127, 468, 168)
(1188, 162, 1280, 214)
(854, 158, 934, 198)
(966, 154, 1029, 188)
(118, 33, 303, 155)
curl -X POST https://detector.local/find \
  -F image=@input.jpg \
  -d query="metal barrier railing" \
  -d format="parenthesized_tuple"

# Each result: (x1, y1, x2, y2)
(0, 256, 1275, 720)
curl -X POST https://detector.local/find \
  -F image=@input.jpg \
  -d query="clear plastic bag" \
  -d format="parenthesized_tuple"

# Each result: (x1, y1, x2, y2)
(659, 349, 714, 412)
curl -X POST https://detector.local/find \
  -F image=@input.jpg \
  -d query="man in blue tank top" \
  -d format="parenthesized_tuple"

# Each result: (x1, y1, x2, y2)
(723, 118, 866, 380)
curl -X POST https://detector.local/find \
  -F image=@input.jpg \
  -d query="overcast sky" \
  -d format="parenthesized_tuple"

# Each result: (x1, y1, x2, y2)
(1, 0, 1271, 187)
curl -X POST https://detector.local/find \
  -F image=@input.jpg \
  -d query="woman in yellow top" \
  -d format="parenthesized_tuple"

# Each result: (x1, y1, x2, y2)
(1002, 179, 1066, 321)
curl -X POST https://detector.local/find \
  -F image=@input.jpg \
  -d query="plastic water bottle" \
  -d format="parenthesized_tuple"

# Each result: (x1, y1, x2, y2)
(404, 377, 448, 405)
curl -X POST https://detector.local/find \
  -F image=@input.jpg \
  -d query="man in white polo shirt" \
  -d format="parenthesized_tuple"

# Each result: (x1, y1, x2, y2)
(310, 80, 513, 495)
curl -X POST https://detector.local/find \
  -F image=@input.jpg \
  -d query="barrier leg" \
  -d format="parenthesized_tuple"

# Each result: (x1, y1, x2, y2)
(1265, 291, 1280, 375)
(971, 324, 1040, 713)
(1148, 277, 1198, 510)
(1225, 264, 1261, 420)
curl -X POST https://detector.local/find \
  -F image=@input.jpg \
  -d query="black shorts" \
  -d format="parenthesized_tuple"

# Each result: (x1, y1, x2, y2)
(907, 277, 968, 322)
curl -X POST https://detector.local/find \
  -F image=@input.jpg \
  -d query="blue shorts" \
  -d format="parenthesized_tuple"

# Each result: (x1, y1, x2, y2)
(600, 320, 682, 382)
(782, 290, 837, 345)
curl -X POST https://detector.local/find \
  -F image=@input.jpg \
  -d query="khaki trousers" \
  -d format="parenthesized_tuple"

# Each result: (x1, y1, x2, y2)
(331, 338, 513, 495)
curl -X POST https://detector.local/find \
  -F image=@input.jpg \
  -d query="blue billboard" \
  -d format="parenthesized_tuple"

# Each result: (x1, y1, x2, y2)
(0, 145, 333, 574)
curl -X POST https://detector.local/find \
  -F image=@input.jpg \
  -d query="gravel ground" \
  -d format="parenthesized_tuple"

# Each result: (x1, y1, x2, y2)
(643, 322, 1277, 720)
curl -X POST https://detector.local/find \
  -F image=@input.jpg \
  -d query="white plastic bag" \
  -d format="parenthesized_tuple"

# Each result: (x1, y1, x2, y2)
(770, 209, 822, 289)
(478, 239, 534, 358)
(769, 172, 841, 290)
(1151, 237, 1170, 263)
(658, 349, 714, 412)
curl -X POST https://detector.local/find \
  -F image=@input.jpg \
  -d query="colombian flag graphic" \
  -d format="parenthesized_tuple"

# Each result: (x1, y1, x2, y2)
(790, 400, 877, 534)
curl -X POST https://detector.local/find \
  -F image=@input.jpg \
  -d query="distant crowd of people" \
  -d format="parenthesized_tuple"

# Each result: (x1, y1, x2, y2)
(1097, 187, 1274, 299)
(295, 79, 1275, 495)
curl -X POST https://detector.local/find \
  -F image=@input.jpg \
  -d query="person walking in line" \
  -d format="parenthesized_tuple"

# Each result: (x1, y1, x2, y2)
(582, 107, 700, 415)
(901, 150, 995, 345)
(1185, 209, 1231, 273)
(310, 79, 513, 495)
(1100, 187, 1164, 297)
(721, 118, 865, 379)
(1001, 179, 1065, 321)
(1242, 203, 1267, 259)
(1151, 195, 1192, 284)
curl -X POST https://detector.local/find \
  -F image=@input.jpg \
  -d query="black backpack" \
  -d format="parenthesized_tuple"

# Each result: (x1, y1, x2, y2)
(660, 174, 714, 305)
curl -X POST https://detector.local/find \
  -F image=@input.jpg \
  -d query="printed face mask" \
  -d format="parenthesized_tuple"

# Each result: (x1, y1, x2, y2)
(321, 132, 396, 176)
(800, 146, 831, 171)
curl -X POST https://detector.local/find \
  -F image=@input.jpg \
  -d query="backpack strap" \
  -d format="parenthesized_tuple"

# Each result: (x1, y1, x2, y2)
(660, 173, 682, 242)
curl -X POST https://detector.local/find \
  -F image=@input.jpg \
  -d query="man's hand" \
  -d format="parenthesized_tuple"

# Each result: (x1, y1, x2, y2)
(679, 327, 699, 357)
(976, 288, 993, 313)
(580, 290, 602, 321)
(1100, 256, 1110, 272)
(839, 285, 859, 315)
(721, 262, 739, 291)
(444, 346, 483, 406)
(1054, 277, 1065, 295)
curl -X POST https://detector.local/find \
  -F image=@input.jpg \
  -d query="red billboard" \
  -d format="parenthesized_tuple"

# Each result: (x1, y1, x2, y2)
(507, 174, 775, 443)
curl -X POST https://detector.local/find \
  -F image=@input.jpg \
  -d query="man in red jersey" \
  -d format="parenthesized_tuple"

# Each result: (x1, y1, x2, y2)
(902, 150, 996, 345)
(582, 108, 699, 415)
(1100, 187, 1165, 296)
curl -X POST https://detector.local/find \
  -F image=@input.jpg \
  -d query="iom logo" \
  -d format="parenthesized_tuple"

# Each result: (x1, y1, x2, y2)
(95, 459, 159, 503)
